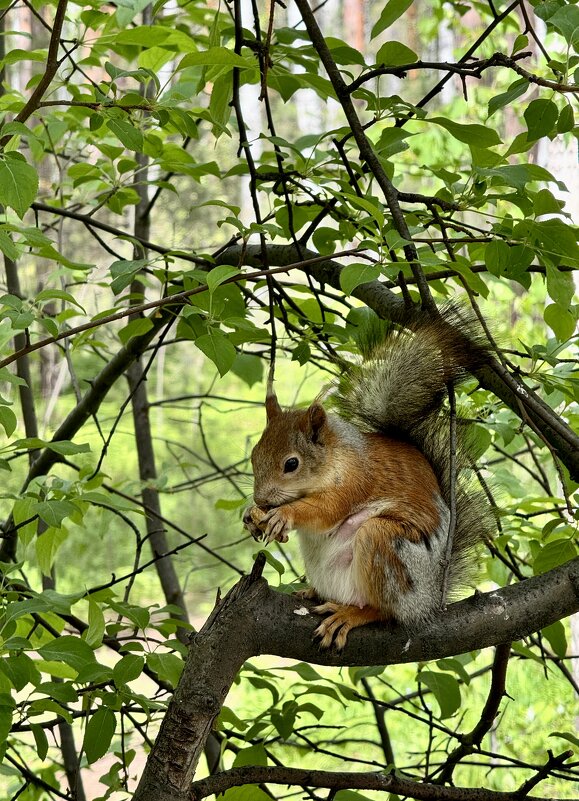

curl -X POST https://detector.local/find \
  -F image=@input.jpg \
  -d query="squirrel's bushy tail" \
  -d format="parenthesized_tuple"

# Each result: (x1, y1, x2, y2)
(335, 304, 494, 584)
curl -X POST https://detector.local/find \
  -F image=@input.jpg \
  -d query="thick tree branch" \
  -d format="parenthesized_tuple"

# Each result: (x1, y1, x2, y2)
(133, 556, 579, 801)
(189, 764, 565, 801)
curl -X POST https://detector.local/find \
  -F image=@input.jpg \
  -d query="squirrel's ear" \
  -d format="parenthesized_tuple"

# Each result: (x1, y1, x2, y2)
(301, 402, 327, 442)
(265, 391, 282, 421)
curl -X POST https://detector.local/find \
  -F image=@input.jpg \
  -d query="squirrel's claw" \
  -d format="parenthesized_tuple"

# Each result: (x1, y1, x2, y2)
(313, 602, 385, 650)
(313, 603, 351, 649)
(262, 507, 291, 543)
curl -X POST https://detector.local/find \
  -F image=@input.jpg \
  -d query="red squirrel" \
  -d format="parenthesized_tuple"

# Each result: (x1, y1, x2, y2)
(244, 307, 492, 648)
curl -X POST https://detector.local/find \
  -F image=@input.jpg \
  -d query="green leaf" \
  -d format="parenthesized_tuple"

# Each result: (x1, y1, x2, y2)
(35, 289, 86, 311)
(221, 787, 271, 801)
(113, 654, 145, 686)
(281, 662, 325, 682)
(110, 259, 148, 294)
(85, 597, 106, 648)
(548, 4, 579, 46)
(0, 154, 39, 218)
(371, 0, 414, 38)
(115, 0, 154, 26)
(83, 706, 117, 764)
(549, 731, 579, 749)
(533, 188, 563, 216)
(178, 47, 253, 69)
(536, 218, 579, 265)
(35, 660, 77, 680)
(339, 263, 381, 295)
(206, 264, 239, 294)
(0, 48, 47, 65)
(114, 23, 172, 46)
(195, 329, 236, 377)
(0, 405, 17, 437)
(109, 600, 150, 629)
(419, 670, 461, 719)
(36, 680, 77, 704)
(106, 119, 144, 152)
(118, 317, 154, 345)
(485, 240, 510, 277)
(46, 439, 91, 456)
(488, 79, 528, 118)
(258, 548, 285, 577)
(215, 497, 246, 510)
(146, 653, 184, 687)
(28, 697, 72, 722)
(0, 230, 19, 260)
(326, 37, 366, 66)
(36, 500, 77, 529)
(231, 353, 263, 387)
(31, 723, 49, 761)
(208, 73, 233, 132)
(557, 104, 574, 133)
(36, 525, 68, 575)
(533, 539, 577, 574)
(38, 636, 97, 673)
(542, 620, 567, 658)
(451, 256, 489, 298)
(232, 744, 268, 767)
(544, 304, 576, 342)
(343, 193, 384, 228)
(545, 264, 575, 306)
(0, 654, 40, 691)
(524, 99, 558, 141)
(429, 117, 501, 148)
(0, 695, 14, 746)
(376, 41, 418, 66)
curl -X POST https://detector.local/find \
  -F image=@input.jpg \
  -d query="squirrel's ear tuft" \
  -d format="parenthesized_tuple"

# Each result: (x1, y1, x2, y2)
(301, 402, 327, 442)
(266, 391, 282, 421)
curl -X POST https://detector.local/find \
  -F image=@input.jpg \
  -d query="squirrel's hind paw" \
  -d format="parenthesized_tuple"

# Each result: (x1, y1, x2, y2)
(313, 603, 384, 650)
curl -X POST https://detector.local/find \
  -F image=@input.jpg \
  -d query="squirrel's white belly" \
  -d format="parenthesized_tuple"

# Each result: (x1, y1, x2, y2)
(297, 527, 368, 608)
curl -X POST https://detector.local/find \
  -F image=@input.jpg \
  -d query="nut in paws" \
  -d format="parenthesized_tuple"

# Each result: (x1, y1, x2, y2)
(243, 505, 267, 541)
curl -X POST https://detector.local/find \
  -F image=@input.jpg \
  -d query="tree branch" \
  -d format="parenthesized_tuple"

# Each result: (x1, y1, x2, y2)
(133, 556, 579, 801)
(189, 764, 566, 801)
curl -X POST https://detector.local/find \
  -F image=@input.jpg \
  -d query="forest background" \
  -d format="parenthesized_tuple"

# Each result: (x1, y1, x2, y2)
(0, 0, 578, 799)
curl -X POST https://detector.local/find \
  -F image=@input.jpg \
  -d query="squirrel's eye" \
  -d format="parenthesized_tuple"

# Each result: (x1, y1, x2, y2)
(284, 457, 299, 474)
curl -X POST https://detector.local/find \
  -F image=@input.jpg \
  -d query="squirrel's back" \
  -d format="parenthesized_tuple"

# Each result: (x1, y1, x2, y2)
(333, 304, 494, 588)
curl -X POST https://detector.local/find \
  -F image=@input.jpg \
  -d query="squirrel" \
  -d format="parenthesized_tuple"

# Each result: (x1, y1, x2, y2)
(243, 305, 493, 649)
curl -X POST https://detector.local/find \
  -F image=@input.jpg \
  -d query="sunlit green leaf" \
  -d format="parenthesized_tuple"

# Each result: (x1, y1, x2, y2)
(83, 706, 117, 764)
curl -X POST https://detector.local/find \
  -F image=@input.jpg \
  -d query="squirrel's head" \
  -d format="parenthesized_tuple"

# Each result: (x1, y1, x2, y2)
(250, 391, 334, 509)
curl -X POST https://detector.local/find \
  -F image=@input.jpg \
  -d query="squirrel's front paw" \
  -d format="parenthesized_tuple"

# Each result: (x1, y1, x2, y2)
(262, 506, 292, 543)
(243, 505, 267, 541)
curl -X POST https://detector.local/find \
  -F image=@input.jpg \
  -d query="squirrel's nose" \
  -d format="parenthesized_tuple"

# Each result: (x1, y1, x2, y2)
(254, 496, 274, 510)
